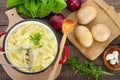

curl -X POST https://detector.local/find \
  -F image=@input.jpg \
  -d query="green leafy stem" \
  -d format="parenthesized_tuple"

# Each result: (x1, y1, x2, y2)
(6, 0, 67, 18)
(67, 56, 114, 80)
(30, 32, 41, 46)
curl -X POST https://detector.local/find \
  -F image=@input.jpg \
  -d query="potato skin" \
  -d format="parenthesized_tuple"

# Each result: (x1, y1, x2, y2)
(91, 24, 111, 42)
(77, 6, 97, 24)
(75, 26, 93, 47)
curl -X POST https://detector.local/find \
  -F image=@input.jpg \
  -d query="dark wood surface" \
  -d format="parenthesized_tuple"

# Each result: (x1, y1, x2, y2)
(0, 0, 120, 80)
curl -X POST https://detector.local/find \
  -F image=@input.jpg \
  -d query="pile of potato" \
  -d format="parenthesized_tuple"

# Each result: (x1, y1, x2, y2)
(75, 6, 111, 47)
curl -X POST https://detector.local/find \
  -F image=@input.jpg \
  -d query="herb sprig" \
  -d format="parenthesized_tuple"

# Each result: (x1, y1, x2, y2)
(30, 33, 41, 46)
(67, 56, 114, 80)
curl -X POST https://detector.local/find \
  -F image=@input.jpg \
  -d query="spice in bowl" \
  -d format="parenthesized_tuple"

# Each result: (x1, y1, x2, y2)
(106, 51, 119, 65)
(103, 48, 120, 70)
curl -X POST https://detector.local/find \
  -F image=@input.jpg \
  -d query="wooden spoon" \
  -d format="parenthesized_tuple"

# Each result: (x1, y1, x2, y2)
(48, 19, 75, 80)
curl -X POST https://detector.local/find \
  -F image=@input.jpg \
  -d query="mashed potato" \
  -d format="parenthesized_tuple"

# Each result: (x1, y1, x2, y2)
(5, 21, 58, 73)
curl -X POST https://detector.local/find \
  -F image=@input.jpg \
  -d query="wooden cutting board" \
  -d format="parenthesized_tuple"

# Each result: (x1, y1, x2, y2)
(0, 8, 62, 80)
(67, 0, 120, 60)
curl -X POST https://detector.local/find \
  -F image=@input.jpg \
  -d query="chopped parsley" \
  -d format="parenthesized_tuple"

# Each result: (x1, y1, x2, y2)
(67, 56, 114, 80)
(30, 33, 41, 46)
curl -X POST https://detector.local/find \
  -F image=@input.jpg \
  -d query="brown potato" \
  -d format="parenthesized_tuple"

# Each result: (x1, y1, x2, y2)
(91, 24, 111, 42)
(77, 6, 97, 24)
(75, 26, 93, 47)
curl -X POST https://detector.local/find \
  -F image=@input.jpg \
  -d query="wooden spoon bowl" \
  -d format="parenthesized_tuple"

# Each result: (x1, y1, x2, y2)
(103, 47, 120, 70)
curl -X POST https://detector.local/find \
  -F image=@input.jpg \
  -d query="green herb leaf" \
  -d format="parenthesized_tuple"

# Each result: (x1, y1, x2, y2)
(37, 0, 54, 18)
(16, 5, 31, 17)
(52, 0, 67, 13)
(6, 0, 67, 18)
(24, 0, 41, 18)
(67, 56, 114, 80)
(7, 0, 25, 8)
(30, 33, 41, 46)
(38, 0, 48, 5)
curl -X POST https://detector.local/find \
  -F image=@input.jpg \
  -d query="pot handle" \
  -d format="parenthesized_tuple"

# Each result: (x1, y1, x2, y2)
(59, 46, 69, 64)
(0, 31, 6, 37)
(0, 31, 7, 51)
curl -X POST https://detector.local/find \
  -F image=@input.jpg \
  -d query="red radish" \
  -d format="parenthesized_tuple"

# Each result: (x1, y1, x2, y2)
(49, 13, 65, 30)
(66, 0, 81, 11)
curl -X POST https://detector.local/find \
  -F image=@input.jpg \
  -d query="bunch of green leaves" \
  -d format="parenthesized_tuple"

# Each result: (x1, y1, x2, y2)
(67, 56, 114, 80)
(30, 33, 41, 46)
(6, 0, 67, 18)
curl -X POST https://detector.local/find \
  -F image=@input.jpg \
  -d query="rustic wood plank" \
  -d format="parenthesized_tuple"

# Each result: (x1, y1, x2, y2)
(56, 65, 120, 80)
(115, 8, 120, 12)
(109, 36, 120, 45)
(104, 0, 120, 13)
(0, 0, 120, 80)
(1, 0, 120, 26)
(56, 66, 88, 80)
(0, 65, 11, 80)
(0, 0, 8, 26)
(104, 0, 120, 6)
(0, 26, 7, 31)
(0, 12, 8, 25)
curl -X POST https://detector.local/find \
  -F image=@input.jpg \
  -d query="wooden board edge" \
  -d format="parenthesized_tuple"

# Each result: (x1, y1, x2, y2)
(67, 0, 120, 60)
(94, 0, 120, 31)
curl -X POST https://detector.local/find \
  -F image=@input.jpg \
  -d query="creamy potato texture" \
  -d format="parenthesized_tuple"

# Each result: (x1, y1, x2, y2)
(5, 21, 58, 72)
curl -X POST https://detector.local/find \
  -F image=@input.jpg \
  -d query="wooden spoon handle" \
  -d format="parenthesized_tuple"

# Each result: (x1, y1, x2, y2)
(48, 33, 67, 80)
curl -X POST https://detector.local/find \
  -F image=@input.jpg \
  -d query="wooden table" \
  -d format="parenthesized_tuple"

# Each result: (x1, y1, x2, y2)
(0, 0, 120, 80)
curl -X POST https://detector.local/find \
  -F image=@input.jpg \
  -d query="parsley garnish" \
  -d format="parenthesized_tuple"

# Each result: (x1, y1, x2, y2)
(67, 56, 114, 80)
(30, 33, 41, 46)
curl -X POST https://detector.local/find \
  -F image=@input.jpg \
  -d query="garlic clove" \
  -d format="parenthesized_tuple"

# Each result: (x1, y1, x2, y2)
(115, 59, 119, 64)
(112, 51, 119, 64)
(106, 53, 115, 61)
(110, 59, 117, 65)
(112, 51, 119, 58)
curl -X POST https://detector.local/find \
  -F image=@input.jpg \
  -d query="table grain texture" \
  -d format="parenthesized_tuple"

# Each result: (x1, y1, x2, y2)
(0, 0, 120, 80)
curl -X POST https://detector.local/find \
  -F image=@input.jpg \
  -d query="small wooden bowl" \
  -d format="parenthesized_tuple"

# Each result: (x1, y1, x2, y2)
(103, 47, 120, 70)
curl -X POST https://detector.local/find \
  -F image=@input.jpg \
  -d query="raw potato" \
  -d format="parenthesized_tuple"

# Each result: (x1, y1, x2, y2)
(77, 6, 97, 24)
(75, 26, 93, 47)
(91, 24, 111, 42)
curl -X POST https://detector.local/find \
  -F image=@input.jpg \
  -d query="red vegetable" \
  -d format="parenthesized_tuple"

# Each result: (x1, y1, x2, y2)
(66, 0, 81, 11)
(49, 13, 65, 30)
(0, 47, 2, 51)
(59, 46, 69, 64)
(0, 31, 6, 37)
(0, 31, 6, 52)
